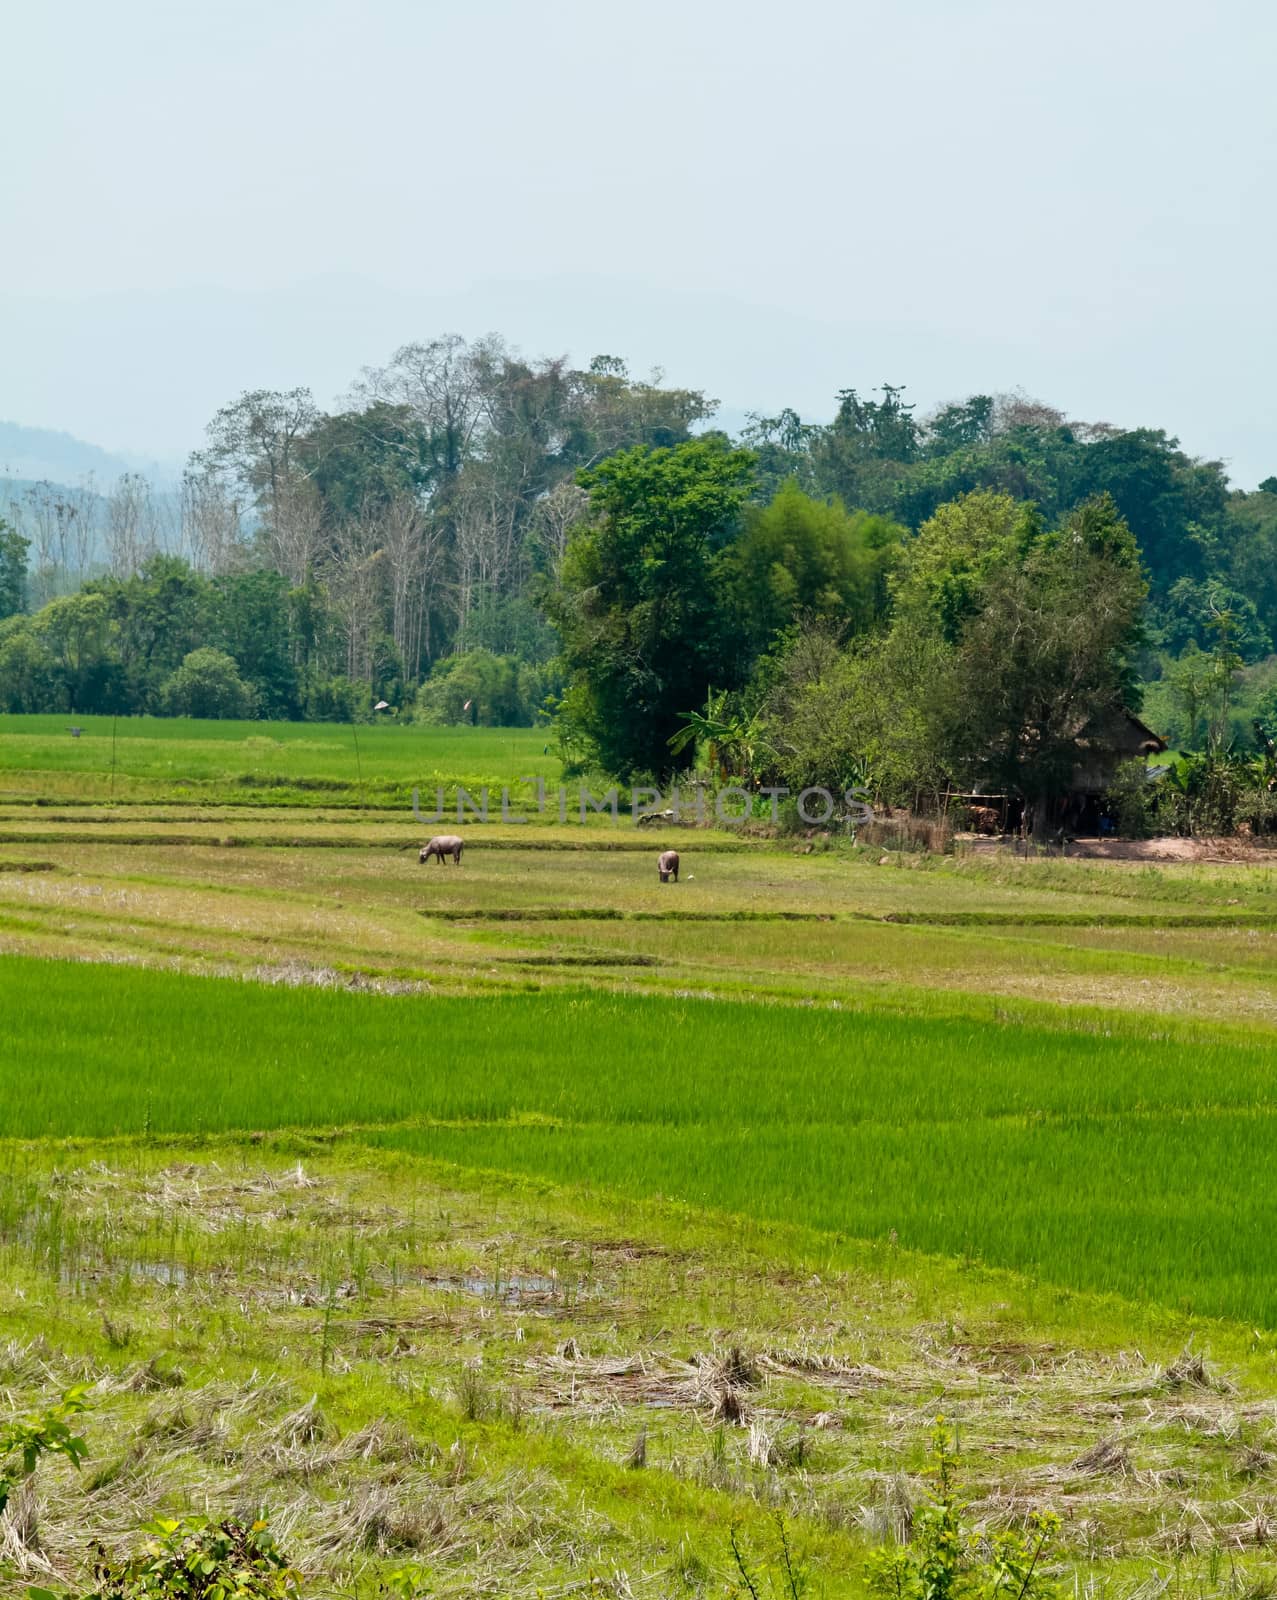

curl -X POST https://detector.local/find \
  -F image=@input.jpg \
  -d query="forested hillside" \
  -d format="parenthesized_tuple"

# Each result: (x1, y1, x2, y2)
(3, 337, 1276, 828)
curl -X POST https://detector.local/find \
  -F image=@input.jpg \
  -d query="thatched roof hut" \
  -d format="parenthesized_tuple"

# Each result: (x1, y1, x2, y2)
(1070, 709, 1167, 795)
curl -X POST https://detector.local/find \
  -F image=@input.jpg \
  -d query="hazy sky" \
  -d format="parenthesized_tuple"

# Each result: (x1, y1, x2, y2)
(4, 0, 1275, 484)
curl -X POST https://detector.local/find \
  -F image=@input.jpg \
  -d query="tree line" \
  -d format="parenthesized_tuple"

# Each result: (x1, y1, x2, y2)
(3, 342, 1277, 823)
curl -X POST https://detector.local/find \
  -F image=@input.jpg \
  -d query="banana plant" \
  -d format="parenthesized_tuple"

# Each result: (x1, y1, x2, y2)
(669, 691, 772, 785)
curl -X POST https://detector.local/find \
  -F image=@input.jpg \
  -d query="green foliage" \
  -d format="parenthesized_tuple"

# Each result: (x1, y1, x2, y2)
(415, 649, 559, 727)
(0, 1385, 90, 1516)
(13, 365, 1277, 778)
(549, 436, 757, 776)
(213, 571, 300, 718)
(299, 675, 369, 723)
(299, 403, 437, 522)
(865, 1423, 1058, 1600)
(1157, 576, 1271, 662)
(759, 616, 949, 803)
(892, 491, 1037, 645)
(812, 384, 921, 509)
(669, 689, 771, 783)
(31, 592, 115, 713)
(936, 495, 1148, 828)
(94, 557, 219, 708)
(0, 517, 30, 620)
(44, 1516, 300, 1600)
(924, 396, 996, 457)
(803, 398, 1232, 603)
(161, 649, 257, 720)
(721, 481, 904, 650)
(0, 623, 58, 712)
(1104, 758, 1157, 838)
(758, 494, 1147, 823)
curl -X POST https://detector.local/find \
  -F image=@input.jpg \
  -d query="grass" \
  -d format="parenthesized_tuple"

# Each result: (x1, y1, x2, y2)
(0, 716, 562, 807)
(9, 716, 1277, 1594)
(4, 958, 1277, 1328)
(6, 1140, 1271, 1600)
(3, 834, 1277, 1030)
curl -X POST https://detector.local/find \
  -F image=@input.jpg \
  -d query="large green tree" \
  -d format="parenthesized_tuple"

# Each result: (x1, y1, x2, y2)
(892, 490, 1039, 644)
(0, 520, 29, 621)
(721, 481, 904, 652)
(214, 569, 301, 717)
(31, 592, 115, 712)
(93, 555, 216, 708)
(0, 621, 55, 712)
(549, 436, 756, 777)
(939, 494, 1148, 833)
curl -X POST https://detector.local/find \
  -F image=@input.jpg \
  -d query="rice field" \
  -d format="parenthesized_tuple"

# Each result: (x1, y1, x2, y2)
(0, 715, 561, 806)
(2, 958, 1277, 1325)
(6, 715, 1277, 1596)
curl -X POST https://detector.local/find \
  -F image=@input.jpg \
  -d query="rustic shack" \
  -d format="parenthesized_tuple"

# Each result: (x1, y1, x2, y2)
(956, 710, 1167, 836)
(1065, 709, 1167, 833)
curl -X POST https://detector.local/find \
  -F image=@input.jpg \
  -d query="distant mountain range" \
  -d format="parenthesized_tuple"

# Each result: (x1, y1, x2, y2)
(0, 421, 180, 489)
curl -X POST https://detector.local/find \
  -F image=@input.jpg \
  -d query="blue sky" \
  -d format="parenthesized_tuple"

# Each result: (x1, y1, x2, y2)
(3, 0, 1274, 484)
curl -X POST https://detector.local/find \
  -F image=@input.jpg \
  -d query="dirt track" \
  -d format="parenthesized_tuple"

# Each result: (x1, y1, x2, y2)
(961, 834, 1277, 865)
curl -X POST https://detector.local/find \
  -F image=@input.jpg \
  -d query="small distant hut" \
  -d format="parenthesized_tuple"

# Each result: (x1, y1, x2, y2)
(1064, 709, 1167, 833)
(957, 709, 1168, 837)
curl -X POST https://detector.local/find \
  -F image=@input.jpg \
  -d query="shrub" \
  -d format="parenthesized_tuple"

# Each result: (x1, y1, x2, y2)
(34, 1516, 300, 1600)
(0, 624, 59, 713)
(865, 1422, 1059, 1600)
(301, 675, 369, 723)
(415, 650, 561, 727)
(0, 1385, 90, 1515)
(1105, 758, 1157, 839)
(161, 649, 256, 720)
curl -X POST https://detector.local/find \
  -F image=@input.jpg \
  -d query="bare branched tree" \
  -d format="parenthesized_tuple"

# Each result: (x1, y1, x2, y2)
(181, 468, 245, 575)
(326, 515, 385, 685)
(349, 335, 487, 486)
(375, 494, 448, 678)
(450, 464, 527, 644)
(59, 477, 99, 587)
(16, 482, 63, 605)
(190, 388, 320, 533)
(263, 479, 325, 588)
(104, 472, 159, 579)
(529, 481, 589, 583)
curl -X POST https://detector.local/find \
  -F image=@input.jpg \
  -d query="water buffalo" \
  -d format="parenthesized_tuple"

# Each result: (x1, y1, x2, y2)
(419, 834, 464, 865)
(658, 849, 679, 883)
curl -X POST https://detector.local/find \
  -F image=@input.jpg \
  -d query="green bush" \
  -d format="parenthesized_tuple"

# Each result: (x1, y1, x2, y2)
(0, 623, 60, 713)
(0, 1385, 89, 1515)
(33, 1516, 299, 1600)
(1105, 757, 1157, 839)
(300, 675, 369, 723)
(415, 649, 560, 727)
(865, 1422, 1058, 1600)
(161, 650, 256, 720)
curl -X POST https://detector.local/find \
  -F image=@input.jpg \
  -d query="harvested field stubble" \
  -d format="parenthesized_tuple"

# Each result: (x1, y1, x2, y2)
(2, 1149, 1276, 1599)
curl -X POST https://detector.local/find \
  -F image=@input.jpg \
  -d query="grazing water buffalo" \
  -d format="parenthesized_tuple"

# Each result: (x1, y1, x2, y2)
(419, 834, 464, 865)
(658, 849, 679, 883)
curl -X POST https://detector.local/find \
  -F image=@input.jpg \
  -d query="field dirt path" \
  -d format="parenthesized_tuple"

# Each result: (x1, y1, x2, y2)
(963, 834, 1277, 865)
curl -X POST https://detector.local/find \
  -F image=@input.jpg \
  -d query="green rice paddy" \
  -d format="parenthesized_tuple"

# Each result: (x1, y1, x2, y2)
(5, 715, 1277, 1596)
(4, 956, 1277, 1324)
